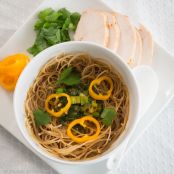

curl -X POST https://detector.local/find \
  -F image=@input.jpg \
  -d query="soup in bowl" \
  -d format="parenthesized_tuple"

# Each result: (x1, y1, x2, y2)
(14, 41, 139, 165)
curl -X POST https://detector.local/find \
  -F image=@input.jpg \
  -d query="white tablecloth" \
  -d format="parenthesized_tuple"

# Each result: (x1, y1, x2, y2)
(0, 0, 174, 173)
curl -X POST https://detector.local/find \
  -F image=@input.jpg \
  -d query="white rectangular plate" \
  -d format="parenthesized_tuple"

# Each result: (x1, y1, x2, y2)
(0, 0, 174, 174)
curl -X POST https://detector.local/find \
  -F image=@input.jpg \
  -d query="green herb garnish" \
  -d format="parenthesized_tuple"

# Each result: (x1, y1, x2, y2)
(101, 108, 117, 126)
(28, 8, 81, 56)
(69, 12, 81, 31)
(59, 104, 82, 124)
(38, 8, 54, 20)
(33, 109, 51, 126)
(57, 66, 81, 86)
(70, 93, 88, 105)
(56, 87, 66, 93)
(92, 111, 100, 117)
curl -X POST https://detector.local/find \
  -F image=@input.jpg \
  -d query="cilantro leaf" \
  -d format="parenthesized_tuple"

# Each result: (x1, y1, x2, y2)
(57, 8, 71, 18)
(70, 12, 81, 31)
(56, 29, 61, 42)
(60, 71, 80, 85)
(101, 108, 117, 126)
(38, 8, 54, 20)
(27, 45, 39, 56)
(33, 109, 51, 126)
(34, 19, 44, 30)
(58, 66, 73, 82)
(28, 8, 81, 56)
(62, 17, 71, 30)
(57, 67, 81, 86)
(56, 87, 66, 93)
(60, 29, 70, 41)
(45, 12, 61, 22)
(27, 32, 48, 56)
(43, 22, 58, 29)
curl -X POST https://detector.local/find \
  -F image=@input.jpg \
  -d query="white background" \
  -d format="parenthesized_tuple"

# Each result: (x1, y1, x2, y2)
(0, 0, 174, 173)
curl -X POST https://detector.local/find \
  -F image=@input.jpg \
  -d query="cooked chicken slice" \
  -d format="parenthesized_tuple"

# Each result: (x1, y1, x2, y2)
(138, 24, 153, 65)
(74, 10, 109, 47)
(114, 13, 136, 65)
(134, 29, 143, 66)
(105, 12, 120, 52)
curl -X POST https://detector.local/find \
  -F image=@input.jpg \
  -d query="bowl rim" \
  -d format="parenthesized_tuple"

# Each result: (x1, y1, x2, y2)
(13, 41, 140, 165)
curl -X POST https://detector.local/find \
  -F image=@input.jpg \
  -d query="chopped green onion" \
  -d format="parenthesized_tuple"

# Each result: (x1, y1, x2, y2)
(56, 88, 66, 94)
(70, 93, 88, 105)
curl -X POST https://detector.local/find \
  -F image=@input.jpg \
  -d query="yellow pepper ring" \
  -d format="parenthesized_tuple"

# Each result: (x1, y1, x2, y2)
(0, 53, 30, 91)
(89, 76, 113, 100)
(0, 54, 30, 76)
(45, 93, 71, 117)
(67, 116, 101, 143)
(0, 75, 17, 91)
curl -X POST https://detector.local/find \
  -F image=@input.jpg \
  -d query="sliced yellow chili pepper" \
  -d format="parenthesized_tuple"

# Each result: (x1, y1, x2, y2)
(45, 93, 71, 117)
(0, 53, 30, 76)
(89, 76, 113, 100)
(0, 75, 17, 91)
(67, 116, 101, 143)
(0, 53, 30, 91)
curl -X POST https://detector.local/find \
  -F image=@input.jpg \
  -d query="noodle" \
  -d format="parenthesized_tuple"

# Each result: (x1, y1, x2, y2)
(25, 53, 129, 161)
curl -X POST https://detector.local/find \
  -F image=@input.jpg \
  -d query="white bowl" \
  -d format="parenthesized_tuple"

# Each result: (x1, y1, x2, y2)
(14, 41, 140, 165)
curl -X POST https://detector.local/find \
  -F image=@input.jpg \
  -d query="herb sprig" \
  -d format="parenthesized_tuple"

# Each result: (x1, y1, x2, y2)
(33, 109, 51, 126)
(28, 8, 81, 56)
(57, 66, 81, 86)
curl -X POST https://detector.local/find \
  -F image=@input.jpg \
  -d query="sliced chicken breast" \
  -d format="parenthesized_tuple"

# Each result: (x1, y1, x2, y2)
(134, 29, 143, 66)
(114, 13, 136, 66)
(105, 12, 120, 52)
(74, 10, 109, 47)
(138, 24, 153, 65)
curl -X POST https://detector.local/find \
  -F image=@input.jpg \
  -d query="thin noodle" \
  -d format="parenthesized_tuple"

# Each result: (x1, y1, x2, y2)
(25, 53, 129, 161)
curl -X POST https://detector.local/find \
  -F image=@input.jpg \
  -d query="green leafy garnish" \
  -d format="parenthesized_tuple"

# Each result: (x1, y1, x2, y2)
(58, 8, 71, 19)
(38, 8, 54, 20)
(58, 66, 73, 81)
(33, 109, 51, 126)
(45, 12, 61, 22)
(59, 104, 82, 124)
(101, 108, 117, 126)
(56, 87, 66, 93)
(70, 12, 81, 31)
(57, 66, 81, 86)
(28, 8, 81, 56)
(92, 112, 100, 117)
